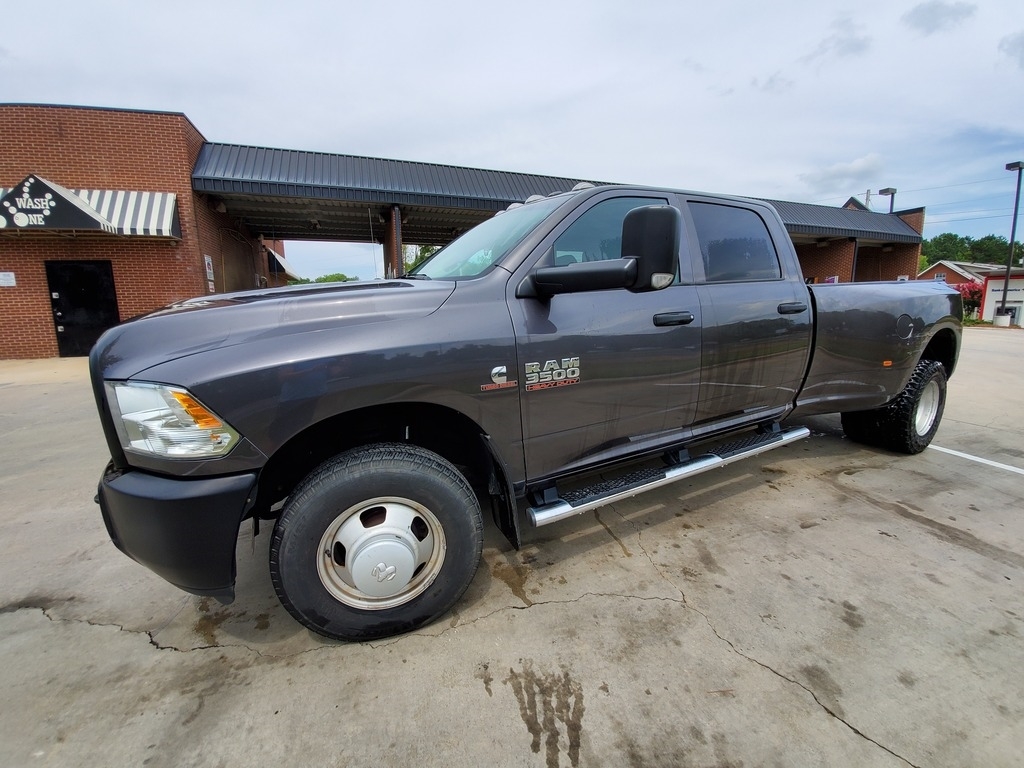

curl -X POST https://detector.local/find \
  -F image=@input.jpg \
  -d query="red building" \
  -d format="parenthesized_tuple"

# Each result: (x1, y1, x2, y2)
(0, 104, 291, 358)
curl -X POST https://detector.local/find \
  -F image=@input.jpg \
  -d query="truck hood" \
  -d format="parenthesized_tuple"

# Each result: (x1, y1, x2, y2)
(93, 279, 456, 380)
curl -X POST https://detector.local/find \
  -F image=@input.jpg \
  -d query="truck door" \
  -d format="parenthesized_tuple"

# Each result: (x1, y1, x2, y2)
(684, 200, 812, 425)
(508, 194, 702, 481)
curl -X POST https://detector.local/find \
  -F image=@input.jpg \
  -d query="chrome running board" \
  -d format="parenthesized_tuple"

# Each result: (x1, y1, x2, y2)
(527, 426, 810, 528)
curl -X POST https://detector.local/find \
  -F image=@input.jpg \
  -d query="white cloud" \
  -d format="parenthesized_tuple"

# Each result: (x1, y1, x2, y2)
(799, 154, 885, 195)
(999, 31, 1024, 69)
(801, 18, 871, 64)
(902, 1, 976, 35)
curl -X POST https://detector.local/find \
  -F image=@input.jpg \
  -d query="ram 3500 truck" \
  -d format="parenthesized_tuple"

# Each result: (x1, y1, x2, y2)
(90, 185, 961, 641)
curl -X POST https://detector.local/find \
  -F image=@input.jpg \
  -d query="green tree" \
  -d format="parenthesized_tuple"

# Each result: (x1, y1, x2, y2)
(402, 244, 438, 273)
(967, 234, 1010, 265)
(288, 272, 357, 285)
(921, 233, 970, 265)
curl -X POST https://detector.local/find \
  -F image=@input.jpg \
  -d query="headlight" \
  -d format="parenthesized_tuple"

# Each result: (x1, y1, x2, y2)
(106, 382, 240, 459)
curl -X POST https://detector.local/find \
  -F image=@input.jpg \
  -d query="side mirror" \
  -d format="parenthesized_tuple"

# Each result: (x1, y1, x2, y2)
(622, 205, 681, 292)
(519, 258, 638, 298)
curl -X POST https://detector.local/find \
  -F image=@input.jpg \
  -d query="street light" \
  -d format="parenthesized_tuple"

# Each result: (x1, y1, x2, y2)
(999, 161, 1023, 317)
(878, 187, 897, 214)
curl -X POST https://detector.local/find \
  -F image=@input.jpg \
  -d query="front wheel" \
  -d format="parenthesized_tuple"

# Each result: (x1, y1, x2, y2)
(270, 443, 483, 641)
(841, 359, 947, 455)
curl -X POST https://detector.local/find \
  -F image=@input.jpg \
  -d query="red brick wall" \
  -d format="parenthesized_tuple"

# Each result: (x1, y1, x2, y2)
(0, 105, 267, 358)
(918, 264, 958, 282)
(795, 239, 855, 283)
(854, 245, 919, 282)
(0, 236, 200, 358)
(897, 209, 925, 235)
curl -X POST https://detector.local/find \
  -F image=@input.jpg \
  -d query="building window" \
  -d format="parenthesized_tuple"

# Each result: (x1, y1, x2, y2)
(934, 273, 946, 282)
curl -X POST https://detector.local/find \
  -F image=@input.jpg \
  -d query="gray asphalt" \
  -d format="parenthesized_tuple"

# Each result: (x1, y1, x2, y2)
(1, 328, 1022, 767)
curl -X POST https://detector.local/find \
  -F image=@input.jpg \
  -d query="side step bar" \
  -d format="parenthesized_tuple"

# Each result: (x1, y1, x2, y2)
(527, 426, 810, 528)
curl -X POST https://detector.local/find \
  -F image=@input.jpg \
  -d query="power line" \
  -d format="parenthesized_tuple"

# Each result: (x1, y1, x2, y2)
(810, 176, 1010, 205)
(927, 207, 1010, 218)
(925, 213, 1012, 224)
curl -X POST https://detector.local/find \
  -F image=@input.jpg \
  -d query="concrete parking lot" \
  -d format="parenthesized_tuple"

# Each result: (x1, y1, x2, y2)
(1, 328, 1022, 767)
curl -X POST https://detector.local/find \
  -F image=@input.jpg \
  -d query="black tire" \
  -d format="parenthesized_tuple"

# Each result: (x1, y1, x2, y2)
(839, 409, 882, 447)
(270, 443, 483, 641)
(841, 359, 947, 455)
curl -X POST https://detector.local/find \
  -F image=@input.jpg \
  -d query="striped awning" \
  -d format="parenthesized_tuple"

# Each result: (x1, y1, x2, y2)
(0, 178, 181, 238)
(75, 189, 181, 237)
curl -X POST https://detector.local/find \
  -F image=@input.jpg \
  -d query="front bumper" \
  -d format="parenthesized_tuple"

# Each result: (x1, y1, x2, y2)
(97, 464, 258, 603)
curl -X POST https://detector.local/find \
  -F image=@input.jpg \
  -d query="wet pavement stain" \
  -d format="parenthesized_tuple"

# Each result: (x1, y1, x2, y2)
(840, 601, 865, 630)
(694, 540, 728, 576)
(826, 469, 1024, 569)
(490, 550, 533, 607)
(594, 510, 632, 558)
(504, 660, 585, 768)
(800, 665, 845, 719)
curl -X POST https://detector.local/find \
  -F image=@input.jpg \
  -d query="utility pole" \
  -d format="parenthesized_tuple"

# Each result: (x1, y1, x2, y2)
(999, 161, 1023, 316)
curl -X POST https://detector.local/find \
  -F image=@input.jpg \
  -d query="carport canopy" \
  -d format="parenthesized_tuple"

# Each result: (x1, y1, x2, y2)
(192, 142, 922, 272)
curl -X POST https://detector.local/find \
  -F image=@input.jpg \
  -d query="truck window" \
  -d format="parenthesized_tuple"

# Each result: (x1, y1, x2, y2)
(689, 203, 781, 282)
(553, 197, 667, 267)
(410, 194, 566, 279)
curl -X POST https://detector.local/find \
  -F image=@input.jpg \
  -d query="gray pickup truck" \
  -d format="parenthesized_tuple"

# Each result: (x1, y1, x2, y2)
(90, 184, 962, 641)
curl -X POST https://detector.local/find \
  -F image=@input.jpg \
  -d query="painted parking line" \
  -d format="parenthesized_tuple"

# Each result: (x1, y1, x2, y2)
(929, 445, 1024, 476)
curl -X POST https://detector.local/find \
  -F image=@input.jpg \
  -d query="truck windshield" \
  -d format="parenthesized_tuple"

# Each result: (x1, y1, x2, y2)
(408, 195, 567, 279)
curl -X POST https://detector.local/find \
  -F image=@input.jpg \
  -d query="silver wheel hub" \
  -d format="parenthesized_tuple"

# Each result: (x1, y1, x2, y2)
(914, 380, 941, 436)
(317, 497, 446, 610)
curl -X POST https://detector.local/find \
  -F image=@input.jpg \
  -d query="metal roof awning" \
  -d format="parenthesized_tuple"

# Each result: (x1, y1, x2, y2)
(762, 198, 922, 245)
(265, 246, 301, 281)
(191, 142, 924, 248)
(192, 143, 597, 243)
(0, 174, 181, 238)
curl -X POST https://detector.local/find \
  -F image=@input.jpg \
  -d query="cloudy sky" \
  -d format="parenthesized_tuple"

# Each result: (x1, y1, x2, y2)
(4, 0, 1023, 278)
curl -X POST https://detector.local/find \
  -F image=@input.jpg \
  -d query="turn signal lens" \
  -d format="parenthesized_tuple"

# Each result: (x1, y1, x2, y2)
(105, 382, 240, 459)
(168, 390, 224, 430)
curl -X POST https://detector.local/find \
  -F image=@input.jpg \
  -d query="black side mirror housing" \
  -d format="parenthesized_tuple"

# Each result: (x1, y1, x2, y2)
(622, 205, 681, 292)
(519, 258, 638, 298)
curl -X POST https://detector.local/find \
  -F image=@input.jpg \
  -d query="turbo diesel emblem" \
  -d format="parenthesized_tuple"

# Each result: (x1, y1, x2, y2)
(525, 357, 581, 391)
(480, 365, 518, 392)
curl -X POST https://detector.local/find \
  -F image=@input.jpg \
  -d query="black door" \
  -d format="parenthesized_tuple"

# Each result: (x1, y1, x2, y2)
(44, 260, 120, 357)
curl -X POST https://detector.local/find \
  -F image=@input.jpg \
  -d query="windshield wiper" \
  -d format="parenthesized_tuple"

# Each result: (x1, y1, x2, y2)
(401, 273, 431, 280)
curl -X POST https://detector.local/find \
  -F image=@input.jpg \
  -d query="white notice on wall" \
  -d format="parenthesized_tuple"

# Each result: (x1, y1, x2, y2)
(0, 272, 15, 287)
(205, 255, 215, 281)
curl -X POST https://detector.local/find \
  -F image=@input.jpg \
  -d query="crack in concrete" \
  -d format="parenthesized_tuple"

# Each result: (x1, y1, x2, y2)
(606, 505, 921, 767)
(692, 609, 921, 768)
(0, 599, 955, 764)
(608, 503, 689, 602)
(3, 604, 277, 657)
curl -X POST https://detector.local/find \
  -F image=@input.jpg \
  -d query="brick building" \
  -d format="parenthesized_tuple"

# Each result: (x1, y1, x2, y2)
(779, 197, 924, 284)
(0, 105, 291, 359)
(2, 103, 926, 359)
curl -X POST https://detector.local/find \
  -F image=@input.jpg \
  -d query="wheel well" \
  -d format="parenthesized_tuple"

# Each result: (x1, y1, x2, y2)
(253, 403, 493, 519)
(920, 328, 958, 377)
